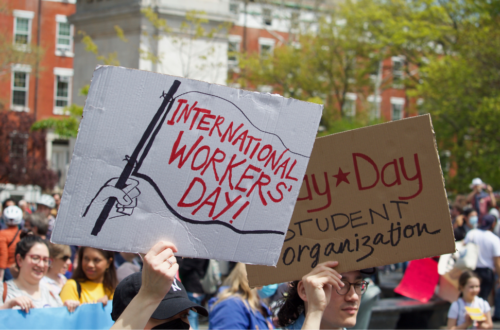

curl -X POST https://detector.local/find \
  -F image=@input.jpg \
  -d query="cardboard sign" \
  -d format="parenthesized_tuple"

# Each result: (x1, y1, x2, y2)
(51, 66, 322, 266)
(465, 307, 486, 321)
(247, 115, 455, 285)
(394, 258, 439, 303)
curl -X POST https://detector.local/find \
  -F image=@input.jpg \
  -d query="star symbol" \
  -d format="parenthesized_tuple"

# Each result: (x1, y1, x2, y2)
(333, 167, 350, 187)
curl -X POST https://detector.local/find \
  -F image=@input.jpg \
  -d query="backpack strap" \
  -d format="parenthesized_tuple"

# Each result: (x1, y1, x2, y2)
(3, 281, 7, 303)
(7, 228, 21, 248)
(75, 280, 82, 300)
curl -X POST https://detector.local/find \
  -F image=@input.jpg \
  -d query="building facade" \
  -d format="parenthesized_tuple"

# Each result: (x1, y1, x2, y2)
(0, 0, 76, 191)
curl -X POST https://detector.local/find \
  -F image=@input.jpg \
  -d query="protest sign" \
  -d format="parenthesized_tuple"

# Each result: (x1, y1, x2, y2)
(51, 66, 322, 266)
(0, 303, 114, 329)
(247, 115, 455, 285)
(394, 258, 439, 303)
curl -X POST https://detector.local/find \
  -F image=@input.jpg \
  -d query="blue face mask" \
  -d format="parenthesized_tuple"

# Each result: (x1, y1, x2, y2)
(257, 284, 279, 299)
(469, 216, 478, 227)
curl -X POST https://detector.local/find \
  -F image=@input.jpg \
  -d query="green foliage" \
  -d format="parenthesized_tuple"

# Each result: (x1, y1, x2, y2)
(31, 86, 87, 138)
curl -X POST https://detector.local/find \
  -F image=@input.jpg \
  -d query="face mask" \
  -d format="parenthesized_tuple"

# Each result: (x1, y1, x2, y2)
(469, 216, 478, 227)
(257, 283, 279, 299)
(152, 318, 190, 330)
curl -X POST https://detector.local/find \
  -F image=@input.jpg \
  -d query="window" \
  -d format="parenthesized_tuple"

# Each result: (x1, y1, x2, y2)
(368, 95, 381, 120)
(262, 8, 272, 26)
(56, 15, 73, 56)
(14, 18, 30, 45)
(53, 68, 73, 114)
(10, 132, 28, 160)
(228, 36, 241, 68)
(391, 97, 405, 120)
(290, 12, 300, 30)
(342, 93, 357, 118)
(259, 38, 275, 57)
(392, 56, 404, 88)
(13, 10, 34, 49)
(229, 2, 239, 15)
(11, 66, 30, 112)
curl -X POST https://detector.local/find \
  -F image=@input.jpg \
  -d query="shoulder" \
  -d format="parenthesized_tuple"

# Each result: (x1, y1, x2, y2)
(475, 297, 491, 311)
(212, 297, 247, 313)
(63, 279, 77, 288)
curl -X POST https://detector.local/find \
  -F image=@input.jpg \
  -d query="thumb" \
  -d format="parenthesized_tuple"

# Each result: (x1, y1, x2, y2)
(99, 186, 132, 206)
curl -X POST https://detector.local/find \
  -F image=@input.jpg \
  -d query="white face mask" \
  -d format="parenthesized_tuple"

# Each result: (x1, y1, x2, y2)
(469, 216, 478, 227)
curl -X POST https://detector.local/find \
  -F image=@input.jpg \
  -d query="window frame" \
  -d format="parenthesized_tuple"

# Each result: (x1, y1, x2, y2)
(258, 37, 275, 57)
(53, 68, 74, 115)
(390, 97, 405, 121)
(11, 64, 31, 112)
(392, 56, 405, 89)
(228, 35, 241, 68)
(55, 15, 74, 57)
(13, 10, 34, 51)
(262, 8, 273, 26)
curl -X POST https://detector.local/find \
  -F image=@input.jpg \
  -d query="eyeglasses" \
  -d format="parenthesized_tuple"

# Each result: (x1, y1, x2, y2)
(60, 256, 71, 262)
(27, 254, 50, 265)
(336, 280, 369, 296)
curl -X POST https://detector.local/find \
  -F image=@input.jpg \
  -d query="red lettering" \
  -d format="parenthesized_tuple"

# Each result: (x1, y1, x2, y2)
(177, 177, 206, 208)
(244, 135, 262, 155)
(221, 122, 244, 143)
(167, 99, 188, 125)
(169, 131, 204, 169)
(246, 172, 271, 206)
(381, 159, 401, 187)
(232, 201, 250, 220)
(274, 157, 290, 179)
(191, 145, 211, 171)
(267, 182, 287, 203)
(176, 101, 198, 124)
(212, 192, 242, 219)
(249, 142, 260, 159)
(231, 130, 248, 152)
(307, 172, 331, 213)
(285, 159, 299, 181)
(235, 165, 262, 193)
(219, 154, 247, 190)
(201, 148, 226, 182)
(265, 149, 288, 171)
(189, 108, 210, 130)
(297, 175, 312, 201)
(196, 113, 216, 131)
(192, 187, 221, 217)
(353, 153, 379, 190)
(257, 145, 273, 162)
(398, 154, 423, 200)
(209, 115, 225, 137)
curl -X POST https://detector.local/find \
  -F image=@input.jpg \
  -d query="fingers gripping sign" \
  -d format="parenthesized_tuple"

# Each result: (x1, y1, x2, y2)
(140, 241, 179, 302)
(83, 177, 141, 220)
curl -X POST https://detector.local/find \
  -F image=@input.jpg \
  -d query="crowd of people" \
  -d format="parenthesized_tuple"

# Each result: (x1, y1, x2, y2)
(0, 176, 498, 329)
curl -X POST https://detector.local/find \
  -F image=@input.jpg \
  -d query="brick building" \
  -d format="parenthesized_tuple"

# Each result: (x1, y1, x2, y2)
(227, 0, 412, 122)
(0, 0, 76, 191)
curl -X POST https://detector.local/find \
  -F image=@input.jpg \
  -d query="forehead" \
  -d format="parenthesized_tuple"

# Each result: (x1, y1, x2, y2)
(30, 243, 49, 256)
(340, 270, 362, 282)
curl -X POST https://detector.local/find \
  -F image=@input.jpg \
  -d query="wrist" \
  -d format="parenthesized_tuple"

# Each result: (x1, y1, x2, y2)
(136, 288, 164, 307)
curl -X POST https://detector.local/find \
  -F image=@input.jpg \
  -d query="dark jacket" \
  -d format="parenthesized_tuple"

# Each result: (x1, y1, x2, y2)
(178, 258, 209, 293)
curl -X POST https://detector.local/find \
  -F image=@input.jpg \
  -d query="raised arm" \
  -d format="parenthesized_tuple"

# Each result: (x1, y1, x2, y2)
(110, 241, 178, 330)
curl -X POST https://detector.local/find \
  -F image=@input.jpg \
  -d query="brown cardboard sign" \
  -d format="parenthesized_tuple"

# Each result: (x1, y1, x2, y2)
(247, 115, 455, 286)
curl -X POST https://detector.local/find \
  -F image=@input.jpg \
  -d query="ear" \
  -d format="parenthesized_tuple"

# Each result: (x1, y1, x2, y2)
(15, 254, 23, 268)
(297, 281, 308, 302)
(107, 258, 113, 268)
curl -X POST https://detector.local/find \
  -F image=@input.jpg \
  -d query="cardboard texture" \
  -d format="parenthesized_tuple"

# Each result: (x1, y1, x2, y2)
(51, 66, 322, 266)
(247, 115, 455, 285)
(394, 258, 439, 303)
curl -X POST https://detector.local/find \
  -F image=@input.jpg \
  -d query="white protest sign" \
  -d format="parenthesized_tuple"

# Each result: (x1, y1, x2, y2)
(51, 66, 322, 266)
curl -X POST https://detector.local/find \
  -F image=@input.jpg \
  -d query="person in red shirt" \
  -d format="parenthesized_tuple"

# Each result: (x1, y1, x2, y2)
(0, 206, 23, 281)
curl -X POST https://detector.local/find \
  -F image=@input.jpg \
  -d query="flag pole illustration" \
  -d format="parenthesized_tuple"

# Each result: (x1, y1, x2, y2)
(90, 80, 182, 236)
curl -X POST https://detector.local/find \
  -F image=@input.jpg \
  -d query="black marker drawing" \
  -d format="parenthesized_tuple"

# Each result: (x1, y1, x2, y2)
(86, 80, 308, 237)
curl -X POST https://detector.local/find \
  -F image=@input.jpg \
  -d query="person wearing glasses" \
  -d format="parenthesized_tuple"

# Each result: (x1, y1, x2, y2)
(277, 261, 370, 330)
(0, 235, 63, 312)
(41, 243, 72, 296)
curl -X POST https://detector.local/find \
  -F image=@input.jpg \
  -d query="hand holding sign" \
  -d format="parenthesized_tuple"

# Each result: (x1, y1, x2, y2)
(83, 177, 141, 220)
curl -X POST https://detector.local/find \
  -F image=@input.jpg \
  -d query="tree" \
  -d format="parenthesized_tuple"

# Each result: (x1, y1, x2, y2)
(234, 1, 384, 134)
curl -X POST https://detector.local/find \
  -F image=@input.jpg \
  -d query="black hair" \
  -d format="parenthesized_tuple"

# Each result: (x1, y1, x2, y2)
(458, 270, 481, 297)
(463, 206, 475, 217)
(15, 235, 49, 268)
(277, 281, 304, 327)
(2, 198, 16, 209)
(72, 247, 118, 296)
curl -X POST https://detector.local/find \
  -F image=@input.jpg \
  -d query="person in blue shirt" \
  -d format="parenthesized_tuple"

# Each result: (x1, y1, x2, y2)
(277, 261, 370, 330)
(209, 263, 273, 330)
